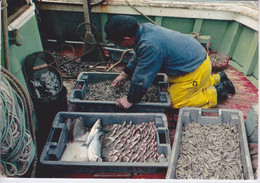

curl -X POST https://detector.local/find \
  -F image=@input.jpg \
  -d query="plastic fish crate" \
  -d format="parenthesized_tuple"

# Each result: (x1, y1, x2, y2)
(166, 107, 254, 179)
(40, 112, 171, 174)
(69, 72, 171, 112)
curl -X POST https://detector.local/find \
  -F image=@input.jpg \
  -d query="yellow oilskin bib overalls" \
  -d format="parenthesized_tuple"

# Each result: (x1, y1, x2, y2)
(167, 55, 220, 108)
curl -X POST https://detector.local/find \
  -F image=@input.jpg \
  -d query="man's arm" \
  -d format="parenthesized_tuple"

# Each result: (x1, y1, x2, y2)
(123, 54, 138, 77)
(127, 43, 163, 103)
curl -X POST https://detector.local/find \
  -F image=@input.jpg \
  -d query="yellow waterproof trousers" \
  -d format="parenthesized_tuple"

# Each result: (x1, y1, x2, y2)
(168, 55, 220, 108)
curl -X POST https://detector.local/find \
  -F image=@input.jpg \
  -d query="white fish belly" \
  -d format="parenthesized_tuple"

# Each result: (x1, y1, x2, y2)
(60, 142, 89, 161)
(88, 134, 102, 162)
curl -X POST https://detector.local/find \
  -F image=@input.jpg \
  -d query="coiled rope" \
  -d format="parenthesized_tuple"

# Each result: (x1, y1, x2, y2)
(0, 67, 37, 177)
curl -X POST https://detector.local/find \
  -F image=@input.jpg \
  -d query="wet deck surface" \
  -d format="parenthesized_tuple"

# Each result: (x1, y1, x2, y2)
(217, 66, 258, 118)
(57, 64, 258, 179)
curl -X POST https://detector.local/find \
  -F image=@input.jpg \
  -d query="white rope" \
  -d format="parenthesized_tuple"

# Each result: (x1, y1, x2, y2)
(0, 74, 34, 176)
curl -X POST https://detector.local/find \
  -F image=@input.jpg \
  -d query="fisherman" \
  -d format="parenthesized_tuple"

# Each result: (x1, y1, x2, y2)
(104, 15, 235, 109)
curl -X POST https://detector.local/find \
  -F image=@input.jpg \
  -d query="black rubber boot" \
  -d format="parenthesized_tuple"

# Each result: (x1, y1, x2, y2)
(219, 72, 235, 94)
(219, 72, 228, 82)
(214, 83, 228, 103)
(222, 80, 235, 94)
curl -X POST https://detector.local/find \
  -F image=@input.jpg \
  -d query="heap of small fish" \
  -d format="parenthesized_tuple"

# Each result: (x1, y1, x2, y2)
(176, 122, 244, 179)
(60, 117, 165, 163)
(85, 80, 159, 102)
(60, 117, 103, 162)
(101, 121, 165, 163)
(210, 52, 229, 71)
(52, 52, 89, 77)
(30, 70, 60, 98)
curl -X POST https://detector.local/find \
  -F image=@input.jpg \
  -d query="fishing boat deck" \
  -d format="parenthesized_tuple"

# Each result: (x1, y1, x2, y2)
(1, 0, 258, 180)
(53, 58, 258, 179)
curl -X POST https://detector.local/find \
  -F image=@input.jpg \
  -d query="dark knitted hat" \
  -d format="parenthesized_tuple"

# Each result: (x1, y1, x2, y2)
(105, 15, 138, 43)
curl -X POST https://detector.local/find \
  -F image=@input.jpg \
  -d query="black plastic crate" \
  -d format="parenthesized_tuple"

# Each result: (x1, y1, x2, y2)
(40, 112, 171, 174)
(68, 72, 171, 112)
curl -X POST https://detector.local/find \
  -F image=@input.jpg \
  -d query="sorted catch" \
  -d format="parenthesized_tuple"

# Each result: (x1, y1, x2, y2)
(61, 117, 89, 161)
(61, 118, 165, 163)
(176, 122, 244, 180)
(61, 118, 103, 162)
(87, 130, 103, 162)
(67, 117, 89, 142)
(60, 141, 89, 161)
(84, 119, 102, 145)
(85, 80, 159, 103)
(83, 119, 103, 162)
(101, 121, 165, 163)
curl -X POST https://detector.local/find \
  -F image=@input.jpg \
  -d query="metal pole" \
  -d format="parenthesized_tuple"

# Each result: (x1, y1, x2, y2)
(1, 0, 11, 71)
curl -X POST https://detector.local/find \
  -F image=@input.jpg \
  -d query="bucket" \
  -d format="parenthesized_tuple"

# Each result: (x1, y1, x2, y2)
(22, 51, 68, 149)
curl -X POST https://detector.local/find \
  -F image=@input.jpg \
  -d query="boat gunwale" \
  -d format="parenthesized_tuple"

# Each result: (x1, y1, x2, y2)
(36, 0, 259, 31)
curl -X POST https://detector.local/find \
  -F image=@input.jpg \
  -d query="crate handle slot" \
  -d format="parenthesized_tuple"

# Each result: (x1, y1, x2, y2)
(201, 108, 219, 117)
(158, 130, 170, 145)
(158, 82, 169, 93)
(74, 80, 85, 90)
(47, 127, 62, 143)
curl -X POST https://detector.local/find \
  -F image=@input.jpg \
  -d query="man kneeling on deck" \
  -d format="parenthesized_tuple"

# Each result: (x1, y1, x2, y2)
(104, 15, 235, 109)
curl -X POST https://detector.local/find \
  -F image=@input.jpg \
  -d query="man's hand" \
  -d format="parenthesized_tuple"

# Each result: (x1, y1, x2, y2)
(116, 96, 133, 109)
(112, 71, 128, 87)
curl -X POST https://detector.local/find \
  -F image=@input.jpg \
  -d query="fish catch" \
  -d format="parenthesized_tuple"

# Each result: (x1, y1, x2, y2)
(61, 118, 103, 162)
(176, 122, 243, 179)
(61, 117, 90, 161)
(67, 117, 89, 142)
(85, 80, 159, 102)
(101, 121, 165, 163)
(84, 118, 102, 145)
(61, 118, 164, 163)
(84, 119, 103, 162)
(87, 131, 103, 162)
(60, 142, 89, 161)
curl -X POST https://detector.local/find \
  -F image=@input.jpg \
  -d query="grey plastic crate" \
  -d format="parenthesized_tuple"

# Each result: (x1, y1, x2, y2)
(166, 107, 254, 179)
(68, 72, 171, 112)
(40, 112, 171, 174)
